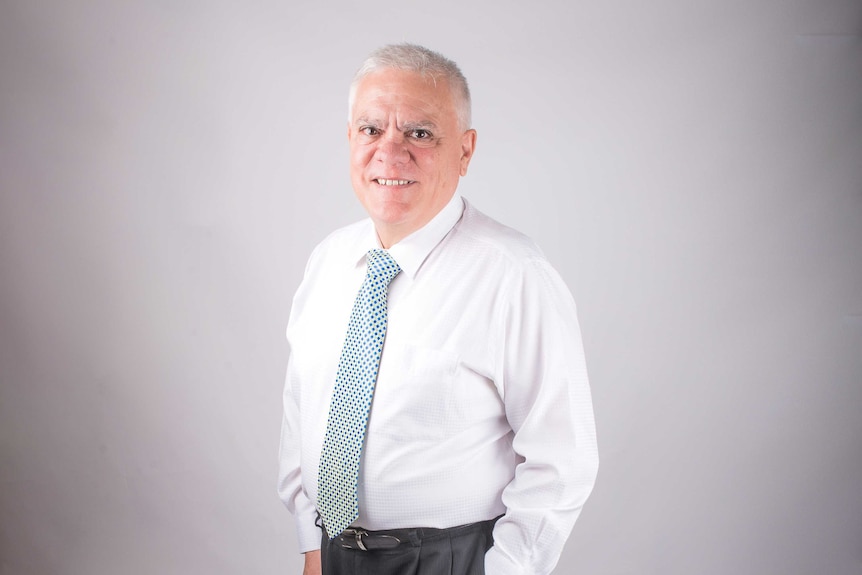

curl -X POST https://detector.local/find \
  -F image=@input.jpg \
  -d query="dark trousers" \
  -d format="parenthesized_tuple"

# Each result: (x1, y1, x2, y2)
(320, 518, 497, 575)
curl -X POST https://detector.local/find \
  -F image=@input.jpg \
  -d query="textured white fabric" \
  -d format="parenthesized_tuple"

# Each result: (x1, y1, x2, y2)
(278, 193, 599, 574)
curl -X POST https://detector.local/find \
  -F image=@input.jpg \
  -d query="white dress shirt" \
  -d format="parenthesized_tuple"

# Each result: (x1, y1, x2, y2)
(278, 193, 598, 574)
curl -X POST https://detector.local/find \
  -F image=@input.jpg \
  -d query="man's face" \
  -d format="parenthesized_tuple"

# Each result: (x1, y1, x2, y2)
(348, 68, 476, 247)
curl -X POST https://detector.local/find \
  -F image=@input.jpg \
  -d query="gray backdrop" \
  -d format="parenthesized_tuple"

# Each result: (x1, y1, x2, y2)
(1, 1, 860, 574)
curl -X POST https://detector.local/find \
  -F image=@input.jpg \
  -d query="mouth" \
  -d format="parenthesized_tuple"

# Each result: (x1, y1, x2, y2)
(373, 178, 415, 186)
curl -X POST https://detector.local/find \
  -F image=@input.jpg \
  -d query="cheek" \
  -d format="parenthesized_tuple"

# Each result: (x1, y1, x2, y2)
(349, 143, 374, 170)
(413, 149, 441, 175)
(424, 151, 460, 181)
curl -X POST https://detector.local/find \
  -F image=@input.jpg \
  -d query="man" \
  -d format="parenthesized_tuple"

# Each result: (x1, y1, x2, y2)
(278, 43, 598, 574)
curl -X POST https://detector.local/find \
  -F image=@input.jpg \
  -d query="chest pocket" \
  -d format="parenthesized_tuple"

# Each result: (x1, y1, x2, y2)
(370, 343, 458, 441)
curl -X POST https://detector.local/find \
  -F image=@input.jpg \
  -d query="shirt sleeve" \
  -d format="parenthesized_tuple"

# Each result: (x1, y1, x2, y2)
(484, 258, 599, 574)
(277, 355, 321, 552)
(277, 247, 324, 553)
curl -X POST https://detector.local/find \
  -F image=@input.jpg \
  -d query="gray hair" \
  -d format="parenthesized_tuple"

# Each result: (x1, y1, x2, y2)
(348, 43, 472, 130)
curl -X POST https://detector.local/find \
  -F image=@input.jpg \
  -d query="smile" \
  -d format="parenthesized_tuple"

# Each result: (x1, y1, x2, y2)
(374, 179, 414, 186)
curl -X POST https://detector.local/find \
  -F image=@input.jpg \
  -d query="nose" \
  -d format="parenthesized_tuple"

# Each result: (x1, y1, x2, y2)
(375, 132, 410, 165)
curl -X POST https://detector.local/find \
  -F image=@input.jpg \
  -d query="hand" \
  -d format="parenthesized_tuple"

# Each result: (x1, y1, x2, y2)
(302, 550, 322, 575)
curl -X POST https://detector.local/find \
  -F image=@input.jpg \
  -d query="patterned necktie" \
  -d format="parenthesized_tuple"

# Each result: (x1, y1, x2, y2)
(317, 249, 401, 538)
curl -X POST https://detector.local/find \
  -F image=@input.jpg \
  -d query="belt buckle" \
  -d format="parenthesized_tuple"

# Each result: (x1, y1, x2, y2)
(341, 528, 369, 551)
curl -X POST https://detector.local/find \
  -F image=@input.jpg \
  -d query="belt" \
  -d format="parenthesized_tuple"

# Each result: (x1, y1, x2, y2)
(337, 528, 402, 551)
(331, 516, 501, 552)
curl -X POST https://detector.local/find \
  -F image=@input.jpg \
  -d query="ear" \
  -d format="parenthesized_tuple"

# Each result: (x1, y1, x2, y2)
(347, 121, 352, 141)
(459, 129, 477, 176)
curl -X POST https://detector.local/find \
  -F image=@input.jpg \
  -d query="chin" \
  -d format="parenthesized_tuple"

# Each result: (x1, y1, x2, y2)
(370, 204, 414, 227)
(358, 191, 408, 218)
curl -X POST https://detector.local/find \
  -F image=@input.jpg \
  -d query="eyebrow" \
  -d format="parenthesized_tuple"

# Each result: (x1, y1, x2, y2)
(353, 116, 438, 131)
(354, 116, 381, 127)
(401, 121, 438, 132)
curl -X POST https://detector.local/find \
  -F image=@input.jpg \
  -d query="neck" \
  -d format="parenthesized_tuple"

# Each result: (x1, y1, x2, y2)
(374, 226, 405, 249)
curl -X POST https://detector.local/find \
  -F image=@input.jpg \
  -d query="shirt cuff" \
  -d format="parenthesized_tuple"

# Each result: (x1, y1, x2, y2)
(484, 545, 528, 575)
(295, 507, 322, 553)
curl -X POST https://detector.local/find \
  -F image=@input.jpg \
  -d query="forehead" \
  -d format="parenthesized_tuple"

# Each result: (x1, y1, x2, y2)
(351, 68, 457, 125)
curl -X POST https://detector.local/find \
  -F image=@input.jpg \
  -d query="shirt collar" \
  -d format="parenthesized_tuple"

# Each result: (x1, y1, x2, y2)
(351, 192, 465, 279)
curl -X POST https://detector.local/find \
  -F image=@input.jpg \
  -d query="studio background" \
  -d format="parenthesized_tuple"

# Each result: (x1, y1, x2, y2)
(1, 1, 860, 574)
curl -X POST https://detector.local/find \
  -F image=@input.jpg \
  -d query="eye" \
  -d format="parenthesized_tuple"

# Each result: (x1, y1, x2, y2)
(410, 129, 432, 140)
(360, 126, 380, 136)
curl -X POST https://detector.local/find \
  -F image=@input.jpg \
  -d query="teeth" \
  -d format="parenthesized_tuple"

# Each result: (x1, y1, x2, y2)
(377, 179, 411, 186)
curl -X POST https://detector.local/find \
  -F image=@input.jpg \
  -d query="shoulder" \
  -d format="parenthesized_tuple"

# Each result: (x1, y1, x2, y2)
(449, 199, 576, 305)
(449, 199, 547, 267)
(303, 218, 371, 274)
(313, 218, 370, 255)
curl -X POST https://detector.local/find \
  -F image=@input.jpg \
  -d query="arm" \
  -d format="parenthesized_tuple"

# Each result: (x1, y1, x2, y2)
(277, 358, 323, 553)
(485, 259, 599, 574)
(303, 550, 321, 575)
(277, 246, 325, 554)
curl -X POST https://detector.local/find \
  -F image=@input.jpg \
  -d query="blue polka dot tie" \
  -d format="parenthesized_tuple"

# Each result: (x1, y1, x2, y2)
(317, 249, 402, 539)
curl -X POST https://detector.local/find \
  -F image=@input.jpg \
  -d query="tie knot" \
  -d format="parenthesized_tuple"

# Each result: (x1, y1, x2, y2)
(366, 249, 401, 283)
